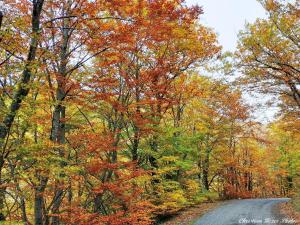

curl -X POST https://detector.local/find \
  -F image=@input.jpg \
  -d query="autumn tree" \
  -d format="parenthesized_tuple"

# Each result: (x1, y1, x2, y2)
(267, 119, 300, 196)
(236, 0, 300, 116)
(0, 0, 44, 221)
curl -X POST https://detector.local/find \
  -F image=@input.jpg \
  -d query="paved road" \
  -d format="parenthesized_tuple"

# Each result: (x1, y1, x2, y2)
(193, 198, 295, 225)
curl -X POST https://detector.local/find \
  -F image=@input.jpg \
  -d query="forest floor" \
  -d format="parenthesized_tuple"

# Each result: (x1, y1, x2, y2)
(159, 201, 223, 225)
(280, 201, 300, 225)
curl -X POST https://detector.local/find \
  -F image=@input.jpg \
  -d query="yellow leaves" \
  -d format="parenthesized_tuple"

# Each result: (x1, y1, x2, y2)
(154, 181, 188, 215)
(183, 179, 201, 202)
(171, 26, 189, 38)
(157, 159, 178, 175)
(235, 0, 300, 116)
(265, 0, 279, 11)
(159, 155, 178, 162)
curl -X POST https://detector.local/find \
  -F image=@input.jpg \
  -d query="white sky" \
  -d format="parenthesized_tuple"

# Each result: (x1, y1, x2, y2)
(186, 0, 279, 123)
(186, 0, 267, 51)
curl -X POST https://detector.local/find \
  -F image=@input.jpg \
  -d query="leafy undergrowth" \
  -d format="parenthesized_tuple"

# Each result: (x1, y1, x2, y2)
(280, 200, 300, 225)
(292, 194, 300, 213)
(157, 201, 222, 225)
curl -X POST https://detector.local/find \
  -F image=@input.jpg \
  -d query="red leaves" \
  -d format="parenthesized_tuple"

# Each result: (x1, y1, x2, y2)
(87, 161, 119, 175)
(62, 203, 154, 225)
(0, 0, 221, 224)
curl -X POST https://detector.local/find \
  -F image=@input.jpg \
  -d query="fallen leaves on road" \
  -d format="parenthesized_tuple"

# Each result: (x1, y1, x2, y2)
(280, 202, 300, 225)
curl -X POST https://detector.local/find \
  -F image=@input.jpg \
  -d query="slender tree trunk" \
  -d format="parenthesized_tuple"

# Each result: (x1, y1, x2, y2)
(248, 173, 253, 192)
(131, 128, 139, 162)
(0, 0, 44, 142)
(8, 160, 29, 224)
(0, 157, 5, 221)
(0, 1, 44, 221)
(93, 135, 120, 214)
(49, 4, 70, 224)
(131, 73, 141, 163)
(149, 135, 159, 169)
(149, 135, 160, 185)
(34, 176, 48, 225)
(0, 10, 3, 30)
(50, 50, 67, 225)
(287, 176, 293, 194)
(20, 196, 28, 224)
(34, 192, 43, 225)
(0, 188, 5, 221)
(202, 148, 210, 191)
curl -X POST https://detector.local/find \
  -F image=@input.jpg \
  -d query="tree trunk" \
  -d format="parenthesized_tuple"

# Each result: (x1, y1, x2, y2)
(0, 1, 44, 220)
(34, 176, 48, 225)
(0, 157, 5, 221)
(0, 10, 3, 30)
(0, 187, 5, 221)
(131, 128, 140, 162)
(202, 148, 210, 191)
(20, 196, 28, 224)
(0, 0, 44, 141)
(49, 4, 70, 223)
(8, 159, 29, 224)
(149, 136, 159, 170)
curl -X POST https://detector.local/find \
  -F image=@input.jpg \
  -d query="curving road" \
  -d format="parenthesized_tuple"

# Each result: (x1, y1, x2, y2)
(193, 198, 296, 225)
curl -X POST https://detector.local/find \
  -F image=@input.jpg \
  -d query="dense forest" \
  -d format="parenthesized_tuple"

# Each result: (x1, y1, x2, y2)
(0, 0, 299, 224)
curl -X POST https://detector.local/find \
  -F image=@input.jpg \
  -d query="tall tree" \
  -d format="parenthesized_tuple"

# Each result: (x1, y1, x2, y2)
(236, 0, 300, 114)
(0, 0, 44, 221)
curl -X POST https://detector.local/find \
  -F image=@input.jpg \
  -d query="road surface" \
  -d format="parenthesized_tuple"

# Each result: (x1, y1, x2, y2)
(193, 198, 295, 225)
